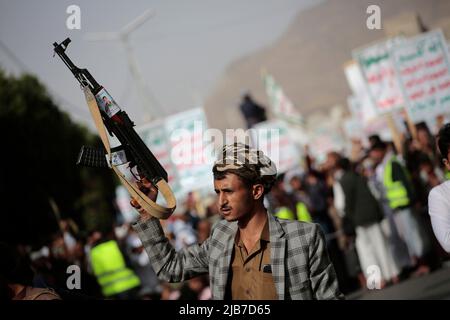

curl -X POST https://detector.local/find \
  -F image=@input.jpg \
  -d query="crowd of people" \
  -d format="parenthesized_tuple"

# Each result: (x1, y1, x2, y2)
(0, 190, 221, 300)
(266, 121, 450, 293)
(2, 118, 450, 300)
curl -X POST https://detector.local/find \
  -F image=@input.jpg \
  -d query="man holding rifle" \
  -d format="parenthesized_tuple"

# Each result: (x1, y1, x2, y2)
(130, 143, 343, 300)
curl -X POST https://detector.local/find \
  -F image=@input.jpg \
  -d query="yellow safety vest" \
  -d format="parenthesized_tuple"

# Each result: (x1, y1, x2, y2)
(296, 202, 312, 222)
(445, 170, 450, 180)
(383, 157, 410, 209)
(275, 202, 312, 222)
(90, 240, 140, 297)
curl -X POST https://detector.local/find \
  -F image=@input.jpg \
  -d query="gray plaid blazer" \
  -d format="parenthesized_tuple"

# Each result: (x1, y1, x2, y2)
(132, 212, 344, 300)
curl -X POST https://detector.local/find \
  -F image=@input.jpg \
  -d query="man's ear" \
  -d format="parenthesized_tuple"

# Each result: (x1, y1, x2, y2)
(252, 184, 265, 200)
(444, 158, 450, 171)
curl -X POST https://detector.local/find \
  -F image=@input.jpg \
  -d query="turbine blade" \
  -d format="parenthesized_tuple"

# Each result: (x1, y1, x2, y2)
(121, 9, 154, 36)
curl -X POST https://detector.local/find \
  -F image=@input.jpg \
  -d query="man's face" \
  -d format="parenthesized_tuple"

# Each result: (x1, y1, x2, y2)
(290, 177, 302, 191)
(417, 129, 429, 146)
(214, 173, 256, 222)
(324, 152, 339, 171)
(369, 148, 385, 165)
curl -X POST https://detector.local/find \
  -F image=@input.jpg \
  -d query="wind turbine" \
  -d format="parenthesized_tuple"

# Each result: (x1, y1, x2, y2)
(85, 9, 161, 123)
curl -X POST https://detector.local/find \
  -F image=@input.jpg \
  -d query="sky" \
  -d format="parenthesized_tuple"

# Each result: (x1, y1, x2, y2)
(0, 0, 320, 130)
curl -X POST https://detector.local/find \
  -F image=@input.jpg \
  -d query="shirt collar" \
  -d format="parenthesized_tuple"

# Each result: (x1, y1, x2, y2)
(260, 219, 270, 242)
(235, 217, 270, 246)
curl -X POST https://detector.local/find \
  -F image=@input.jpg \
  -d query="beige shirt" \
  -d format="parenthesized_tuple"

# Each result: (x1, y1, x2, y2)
(228, 220, 278, 300)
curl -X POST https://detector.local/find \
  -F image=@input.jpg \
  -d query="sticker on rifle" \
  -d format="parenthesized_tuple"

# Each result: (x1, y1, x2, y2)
(95, 88, 121, 118)
(111, 150, 128, 166)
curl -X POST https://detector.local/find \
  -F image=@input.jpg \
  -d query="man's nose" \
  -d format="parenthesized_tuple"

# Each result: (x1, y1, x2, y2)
(218, 193, 228, 207)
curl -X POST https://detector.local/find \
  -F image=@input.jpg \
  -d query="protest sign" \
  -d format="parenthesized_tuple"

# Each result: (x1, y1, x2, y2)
(263, 73, 304, 126)
(165, 108, 214, 194)
(136, 119, 182, 198)
(353, 38, 405, 114)
(251, 120, 301, 174)
(344, 62, 378, 124)
(392, 29, 450, 122)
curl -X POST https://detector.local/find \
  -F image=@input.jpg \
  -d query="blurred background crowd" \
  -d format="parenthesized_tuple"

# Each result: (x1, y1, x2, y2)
(2, 108, 449, 300)
(2, 0, 450, 300)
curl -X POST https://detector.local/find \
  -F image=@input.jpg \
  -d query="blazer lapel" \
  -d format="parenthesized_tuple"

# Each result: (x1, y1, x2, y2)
(216, 222, 237, 300)
(268, 213, 286, 300)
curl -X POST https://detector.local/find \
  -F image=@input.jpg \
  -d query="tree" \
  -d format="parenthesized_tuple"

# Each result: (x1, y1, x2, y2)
(0, 69, 118, 246)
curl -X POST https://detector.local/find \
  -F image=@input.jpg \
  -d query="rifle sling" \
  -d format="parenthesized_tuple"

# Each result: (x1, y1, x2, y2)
(83, 86, 176, 219)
